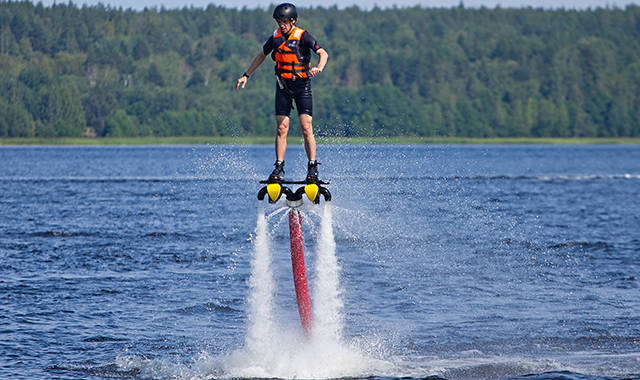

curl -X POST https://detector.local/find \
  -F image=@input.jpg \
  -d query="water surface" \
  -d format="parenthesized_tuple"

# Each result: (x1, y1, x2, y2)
(1, 145, 639, 380)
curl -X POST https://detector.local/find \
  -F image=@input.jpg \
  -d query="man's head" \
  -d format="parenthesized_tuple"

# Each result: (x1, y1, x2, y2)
(273, 3, 297, 33)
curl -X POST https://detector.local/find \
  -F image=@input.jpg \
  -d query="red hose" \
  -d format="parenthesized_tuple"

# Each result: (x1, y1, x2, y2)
(288, 208, 313, 336)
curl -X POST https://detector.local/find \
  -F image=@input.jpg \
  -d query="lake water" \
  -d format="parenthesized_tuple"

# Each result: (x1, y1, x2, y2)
(1, 144, 639, 380)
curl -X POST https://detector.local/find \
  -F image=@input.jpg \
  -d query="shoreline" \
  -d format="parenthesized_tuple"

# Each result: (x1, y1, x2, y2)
(1, 136, 640, 146)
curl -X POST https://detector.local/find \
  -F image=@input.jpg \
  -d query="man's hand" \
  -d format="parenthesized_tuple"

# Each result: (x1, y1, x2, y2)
(309, 67, 323, 77)
(311, 48, 328, 78)
(235, 75, 248, 90)
(236, 53, 266, 89)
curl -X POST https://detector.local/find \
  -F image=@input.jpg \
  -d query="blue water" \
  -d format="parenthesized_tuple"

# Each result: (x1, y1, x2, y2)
(1, 144, 639, 380)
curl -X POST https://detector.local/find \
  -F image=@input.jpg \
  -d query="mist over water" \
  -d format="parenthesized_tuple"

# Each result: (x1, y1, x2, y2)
(1, 145, 639, 380)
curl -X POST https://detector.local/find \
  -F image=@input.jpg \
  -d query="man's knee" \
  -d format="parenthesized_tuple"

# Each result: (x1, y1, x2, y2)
(276, 116, 290, 136)
(277, 124, 289, 136)
(301, 124, 313, 136)
(299, 114, 313, 136)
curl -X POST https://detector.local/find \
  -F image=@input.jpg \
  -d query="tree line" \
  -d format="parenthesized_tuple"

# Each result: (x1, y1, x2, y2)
(1, 1, 639, 138)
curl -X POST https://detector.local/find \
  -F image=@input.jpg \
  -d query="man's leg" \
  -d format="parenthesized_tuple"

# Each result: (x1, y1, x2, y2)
(299, 113, 316, 161)
(275, 115, 290, 161)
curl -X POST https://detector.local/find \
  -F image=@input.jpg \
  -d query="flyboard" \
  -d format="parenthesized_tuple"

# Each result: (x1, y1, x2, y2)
(257, 179, 331, 335)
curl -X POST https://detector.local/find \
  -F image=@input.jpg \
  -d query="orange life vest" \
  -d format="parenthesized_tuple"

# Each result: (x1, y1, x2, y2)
(272, 26, 310, 80)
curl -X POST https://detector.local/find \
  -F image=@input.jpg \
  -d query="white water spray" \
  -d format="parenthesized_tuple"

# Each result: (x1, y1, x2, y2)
(220, 202, 392, 379)
(245, 202, 276, 355)
(312, 203, 344, 343)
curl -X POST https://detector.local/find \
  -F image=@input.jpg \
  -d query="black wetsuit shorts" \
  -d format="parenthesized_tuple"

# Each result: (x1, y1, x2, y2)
(275, 78, 313, 117)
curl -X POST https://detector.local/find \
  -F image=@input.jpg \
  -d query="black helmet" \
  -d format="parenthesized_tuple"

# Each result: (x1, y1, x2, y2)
(273, 3, 297, 21)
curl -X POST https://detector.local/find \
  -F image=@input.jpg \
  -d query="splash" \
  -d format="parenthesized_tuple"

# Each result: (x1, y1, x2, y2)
(245, 202, 276, 355)
(220, 202, 389, 379)
(311, 203, 344, 343)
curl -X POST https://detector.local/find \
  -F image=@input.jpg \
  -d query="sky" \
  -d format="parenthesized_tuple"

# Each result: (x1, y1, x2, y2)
(33, 0, 639, 10)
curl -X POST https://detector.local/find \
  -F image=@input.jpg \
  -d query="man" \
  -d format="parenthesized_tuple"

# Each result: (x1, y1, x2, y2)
(235, 3, 328, 182)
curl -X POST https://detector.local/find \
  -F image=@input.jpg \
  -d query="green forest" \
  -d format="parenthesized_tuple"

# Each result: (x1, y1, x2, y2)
(1, 1, 639, 138)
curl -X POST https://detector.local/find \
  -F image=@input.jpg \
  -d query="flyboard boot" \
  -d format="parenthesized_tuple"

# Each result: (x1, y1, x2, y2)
(269, 160, 285, 182)
(306, 160, 320, 183)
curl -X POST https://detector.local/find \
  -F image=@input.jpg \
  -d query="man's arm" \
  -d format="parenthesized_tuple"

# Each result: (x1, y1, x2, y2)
(309, 48, 328, 77)
(235, 52, 267, 90)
